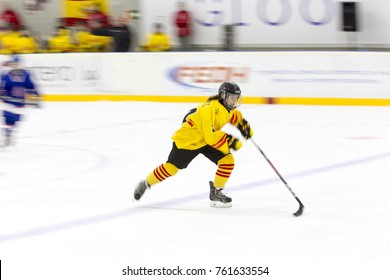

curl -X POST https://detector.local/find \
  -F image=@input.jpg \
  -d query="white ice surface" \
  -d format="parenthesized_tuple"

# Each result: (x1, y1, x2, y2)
(0, 102, 389, 280)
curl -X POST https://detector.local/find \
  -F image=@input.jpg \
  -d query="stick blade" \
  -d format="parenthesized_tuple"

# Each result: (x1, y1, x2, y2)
(293, 203, 305, 217)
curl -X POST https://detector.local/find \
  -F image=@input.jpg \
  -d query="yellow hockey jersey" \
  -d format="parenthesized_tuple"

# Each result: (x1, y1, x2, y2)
(143, 33, 171, 52)
(172, 99, 245, 154)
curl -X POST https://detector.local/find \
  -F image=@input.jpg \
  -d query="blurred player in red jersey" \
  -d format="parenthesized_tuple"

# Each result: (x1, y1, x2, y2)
(173, 1, 192, 51)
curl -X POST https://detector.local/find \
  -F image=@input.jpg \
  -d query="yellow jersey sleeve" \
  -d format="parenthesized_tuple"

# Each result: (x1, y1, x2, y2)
(229, 109, 244, 126)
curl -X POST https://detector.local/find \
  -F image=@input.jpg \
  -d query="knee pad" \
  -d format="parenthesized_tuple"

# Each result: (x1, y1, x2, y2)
(164, 162, 179, 176)
(217, 153, 235, 166)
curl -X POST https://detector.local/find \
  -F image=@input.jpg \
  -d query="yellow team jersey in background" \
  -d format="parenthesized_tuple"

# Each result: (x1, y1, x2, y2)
(144, 33, 171, 52)
(15, 36, 38, 53)
(172, 99, 244, 154)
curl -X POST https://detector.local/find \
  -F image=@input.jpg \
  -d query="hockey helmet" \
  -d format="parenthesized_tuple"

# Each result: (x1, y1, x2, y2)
(10, 55, 21, 63)
(2, 54, 21, 68)
(218, 82, 242, 110)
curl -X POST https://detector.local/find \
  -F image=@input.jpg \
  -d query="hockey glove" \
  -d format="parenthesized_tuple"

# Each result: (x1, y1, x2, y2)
(26, 95, 42, 108)
(237, 118, 254, 139)
(226, 134, 242, 151)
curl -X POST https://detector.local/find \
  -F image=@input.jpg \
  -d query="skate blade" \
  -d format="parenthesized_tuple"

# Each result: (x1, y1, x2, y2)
(209, 201, 232, 208)
(132, 194, 143, 202)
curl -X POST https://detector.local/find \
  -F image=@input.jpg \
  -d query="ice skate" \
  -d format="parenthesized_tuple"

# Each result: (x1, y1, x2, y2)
(209, 181, 232, 208)
(134, 180, 150, 201)
(1, 135, 11, 148)
(4, 135, 11, 147)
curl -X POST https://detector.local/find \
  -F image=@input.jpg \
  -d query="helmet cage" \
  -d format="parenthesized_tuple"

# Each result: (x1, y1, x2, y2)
(218, 82, 242, 110)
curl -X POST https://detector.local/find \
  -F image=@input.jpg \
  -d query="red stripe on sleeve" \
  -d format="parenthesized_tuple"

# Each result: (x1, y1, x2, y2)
(213, 135, 227, 149)
(230, 113, 238, 125)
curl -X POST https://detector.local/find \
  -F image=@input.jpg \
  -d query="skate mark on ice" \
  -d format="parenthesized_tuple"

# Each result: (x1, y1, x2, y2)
(0, 151, 389, 244)
(0, 142, 109, 190)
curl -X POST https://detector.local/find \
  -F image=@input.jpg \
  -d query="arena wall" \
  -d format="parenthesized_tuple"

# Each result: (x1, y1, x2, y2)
(1, 51, 389, 106)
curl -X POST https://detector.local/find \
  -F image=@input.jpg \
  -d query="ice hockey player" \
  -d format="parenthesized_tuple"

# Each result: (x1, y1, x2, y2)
(134, 82, 254, 207)
(0, 55, 41, 147)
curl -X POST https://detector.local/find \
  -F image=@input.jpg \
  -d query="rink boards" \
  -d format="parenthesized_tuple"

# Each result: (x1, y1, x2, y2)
(1, 51, 390, 106)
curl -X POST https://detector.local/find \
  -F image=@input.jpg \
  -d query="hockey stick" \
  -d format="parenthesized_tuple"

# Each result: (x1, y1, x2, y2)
(250, 138, 305, 217)
(1, 95, 40, 107)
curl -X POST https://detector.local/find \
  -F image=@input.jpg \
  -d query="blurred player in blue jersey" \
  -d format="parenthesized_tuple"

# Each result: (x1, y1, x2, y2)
(0, 55, 41, 147)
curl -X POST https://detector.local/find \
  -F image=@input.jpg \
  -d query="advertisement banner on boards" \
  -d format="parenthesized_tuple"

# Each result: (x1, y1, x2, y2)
(4, 52, 390, 100)
(21, 53, 103, 94)
(161, 52, 390, 99)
